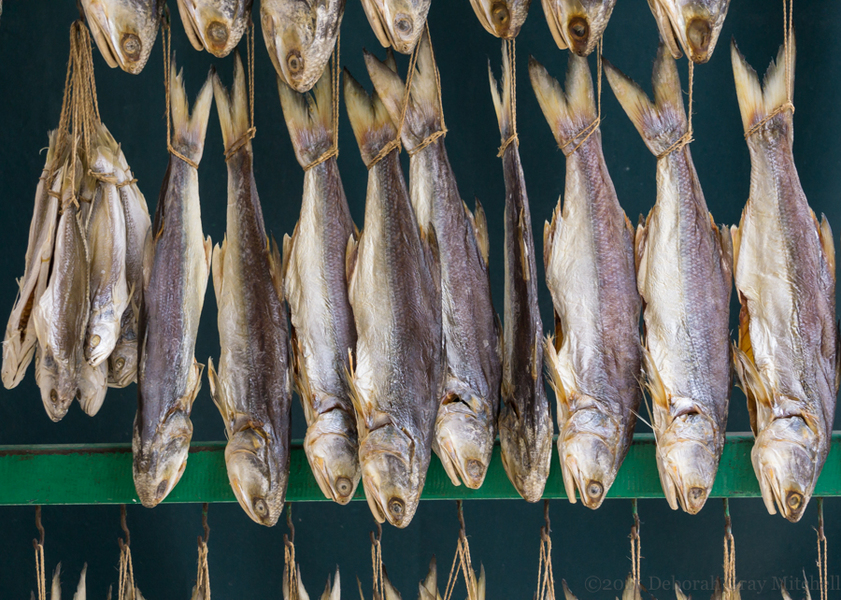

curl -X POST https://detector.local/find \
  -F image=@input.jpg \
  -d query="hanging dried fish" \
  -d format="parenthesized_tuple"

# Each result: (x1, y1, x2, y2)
(177, 0, 254, 58)
(80, 0, 165, 74)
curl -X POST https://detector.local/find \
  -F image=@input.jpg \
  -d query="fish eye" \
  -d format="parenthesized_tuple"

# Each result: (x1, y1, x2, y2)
(115, 357, 126, 371)
(253, 497, 268, 517)
(568, 16, 589, 42)
(491, 2, 509, 27)
(394, 15, 413, 36)
(388, 498, 405, 516)
(786, 492, 803, 511)
(466, 460, 484, 480)
(155, 480, 169, 500)
(335, 477, 353, 497)
(89, 334, 101, 348)
(587, 480, 604, 499)
(286, 50, 304, 76)
(207, 21, 229, 45)
(121, 33, 142, 60)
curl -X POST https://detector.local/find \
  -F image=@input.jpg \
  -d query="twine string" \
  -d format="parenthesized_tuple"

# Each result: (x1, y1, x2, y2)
(224, 19, 257, 161)
(560, 38, 603, 156)
(723, 499, 736, 594)
(497, 38, 518, 158)
(630, 499, 641, 588)
(443, 501, 478, 600)
(537, 500, 556, 600)
(370, 523, 384, 600)
(406, 24, 448, 157)
(656, 60, 694, 159)
(162, 11, 199, 170)
(817, 498, 827, 600)
(118, 506, 136, 600)
(195, 503, 211, 600)
(303, 29, 342, 171)
(33, 506, 46, 600)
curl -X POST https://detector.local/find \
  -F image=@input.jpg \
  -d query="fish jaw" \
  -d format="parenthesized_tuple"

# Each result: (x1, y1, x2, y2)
(751, 416, 818, 523)
(653, 0, 730, 63)
(557, 412, 620, 509)
(176, 0, 250, 58)
(359, 425, 422, 528)
(81, 0, 162, 74)
(225, 428, 286, 526)
(468, 0, 531, 39)
(363, 0, 431, 54)
(132, 411, 192, 507)
(304, 409, 361, 505)
(498, 410, 552, 503)
(541, 0, 616, 56)
(434, 395, 495, 489)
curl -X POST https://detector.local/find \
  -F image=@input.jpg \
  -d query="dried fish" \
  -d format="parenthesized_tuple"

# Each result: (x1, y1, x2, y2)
(531, 53, 641, 509)
(541, 0, 615, 55)
(360, 0, 431, 54)
(731, 40, 838, 522)
(177, 0, 253, 58)
(647, 0, 730, 63)
(278, 66, 360, 504)
(80, 0, 164, 74)
(282, 566, 341, 600)
(261, 0, 344, 93)
(469, 0, 531, 39)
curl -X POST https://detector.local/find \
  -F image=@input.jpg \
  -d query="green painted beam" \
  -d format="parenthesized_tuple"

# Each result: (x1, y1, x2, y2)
(0, 433, 840, 505)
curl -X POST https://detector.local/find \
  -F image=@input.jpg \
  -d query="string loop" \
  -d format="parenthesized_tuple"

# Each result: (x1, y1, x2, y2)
(656, 60, 694, 159)
(118, 505, 136, 600)
(443, 501, 479, 600)
(303, 30, 342, 171)
(560, 39, 604, 157)
(162, 11, 199, 170)
(407, 25, 448, 157)
(497, 38, 518, 158)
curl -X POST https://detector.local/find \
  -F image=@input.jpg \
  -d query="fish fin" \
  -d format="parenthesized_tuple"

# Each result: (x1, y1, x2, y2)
(73, 563, 87, 600)
(182, 358, 204, 412)
(382, 567, 402, 600)
(418, 556, 437, 600)
(634, 217, 649, 285)
(278, 63, 335, 167)
(322, 569, 341, 600)
(517, 208, 531, 282)
(730, 38, 795, 137)
(366, 30, 443, 151)
(641, 346, 669, 439)
(818, 213, 836, 277)
(169, 58, 214, 165)
(730, 224, 741, 273)
(529, 53, 597, 147)
(52, 562, 62, 600)
(267, 235, 285, 302)
(211, 51, 250, 154)
(467, 198, 490, 267)
(208, 357, 233, 434)
(604, 44, 689, 156)
(717, 221, 734, 284)
(488, 43, 516, 142)
(211, 238, 226, 302)
(357, 577, 367, 600)
(646, 0, 683, 59)
(674, 584, 689, 600)
(343, 68, 399, 165)
(476, 565, 485, 600)
(544, 202, 561, 272)
(203, 234, 213, 275)
(544, 332, 570, 429)
(281, 231, 294, 290)
(345, 233, 359, 298)
(732, 342, 771, 436)
(562, 580, 579, 600)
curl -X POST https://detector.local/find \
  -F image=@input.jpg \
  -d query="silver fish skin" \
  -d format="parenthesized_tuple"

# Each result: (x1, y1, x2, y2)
(366, 34, 501, 490)
(278, 67, 360, 504)
(469, 0, 531, 40)
(33, 157, 91, 422)
(344, 68, 444, 528)
(541, 0, 616, 56)
(85, 125, 130, 368)
(108, 146, 153, 388)
(488, 44, 553, 503)
(731, 40, 838, 523)
(177, 0, 253, 58)
(2, 132, 63, 389)
(647, 0, 730, 63)
(262, 0, 345, 93)
(360, 0, 431, 55)
(80, 0, 164, 74)
(605, 44, 733, 515)
(531, 54, 641, 509)
(208, 54, 293, 527)
(135, 62, 213, 508)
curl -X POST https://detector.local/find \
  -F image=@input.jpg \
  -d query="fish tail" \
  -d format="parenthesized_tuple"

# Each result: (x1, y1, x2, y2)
(604, 43, 689, 156)
(343, 68, 399, 166)
(488, 42, 516, 142)
(365, 32, 444, 151)
(529, 53, 597, 148)
(211, 51, 251, 154)
(278, 63, 335, 168)
(169, 56, 214, 166)
(731, 37, 795, 135)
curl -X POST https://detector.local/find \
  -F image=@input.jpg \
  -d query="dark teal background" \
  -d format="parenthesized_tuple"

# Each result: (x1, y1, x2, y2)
(1, 0, 840, 598)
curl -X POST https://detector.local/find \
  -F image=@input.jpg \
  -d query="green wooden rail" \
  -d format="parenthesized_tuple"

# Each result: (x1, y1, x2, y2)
(1, 433, 840, 505)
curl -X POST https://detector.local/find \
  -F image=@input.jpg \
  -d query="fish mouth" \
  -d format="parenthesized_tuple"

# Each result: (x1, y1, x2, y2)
(562, 455, 607, 509)
(659, 463, 710, 515)
(83, 4, 146, 74)
(176, 0, 235, 58)
(436, 438, 488, 490)
(656, 440, 717, 514)
(304, 411, 361, 504)
(565, 15, 591, 56)
(756, 464, 809, 523)
(469, 0, 519, 39)
(752, 425, 816, 522)
(132, 417, 192, 507)
(37, 357, 75, 422)
(308, 453, 359, 505)
(499, 443, 546, 503)
(228, 474, 281, 527)
(684, 17, 713, 63)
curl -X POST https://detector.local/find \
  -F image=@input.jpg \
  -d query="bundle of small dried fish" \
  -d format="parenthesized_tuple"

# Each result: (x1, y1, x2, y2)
(531, 52, 641, 509)
(469, 0, 531, 39)
(605, 45, 733, 515)
(541, 0, 615, 55)
(80, 0, 164, 74)
(344, 63, 444, 527)
(360, 0, 430, 54)
(365, 33, 501, 490)
(177, 0, 253, 57)
(134, 60, 213, 508)
(278, 66, 360, 503)
(208, 53, 292, 526)
(731, 39, 838, 523)
(647, 0, 730, 63)
(489, 43, 552, 503)
(262, 0, 344, 93)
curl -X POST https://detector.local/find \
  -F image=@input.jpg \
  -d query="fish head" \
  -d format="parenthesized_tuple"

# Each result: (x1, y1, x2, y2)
(34, 348, 75, 422)
(498, 405, 551, 502)
(650, 0, 730, 63)
(361, 0, 431, 55)
(108, 342, 139, 388)
(261, 0, 344, 92)
(655, 410, 720, 514)
(81, 0, 163, 74)
(176, 0, 252, 58)
(359, 424, 421, 528)
(559, 407, 624, 509)
(225, 426, 286, 526)
(752, 414, 819, 523)
(541, 0, 616, 56)
(304, 409, 361, 504)
(132, 409, 193, 507)
(468, 0, 532, 40)
(434, 394, 495, 489)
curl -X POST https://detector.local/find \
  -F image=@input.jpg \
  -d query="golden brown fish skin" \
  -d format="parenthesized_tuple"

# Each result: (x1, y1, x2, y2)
(177, 0, 253, 58)
(605, 45, 732, 515)
(731, 41, 837, 523)
(530, 54, 641, 510)
(541, 0, 616, 55)
(469, 0, 531, 39)
(488, 44, 553, 503)
(262, 0, 344, 93)
(647, 0, 730, 63)
(365, 35, 501, 490)
(359, 0, 431, 54)
(80, 0, 164, 74)
(278, 67, 360, 504)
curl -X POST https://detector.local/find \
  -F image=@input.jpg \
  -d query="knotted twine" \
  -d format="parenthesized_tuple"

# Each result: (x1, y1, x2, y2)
(655, 60, 694, 159)
(118, 506, 137, 600)
(194, 504, 211, 600)
(630, 499, 641, 590)
(303, 31, 342, 171)
(723, 499, 737, 597)
(560, 39, 603, 157)
(536, 501, 556, 600)
(496, 38, 518, 158)
(223, 19, 257, 161)
(284, 504, 301, 600)
(33, 507, 46, 600)
(443, 501, 479, 600)
(406, 25, 448, 158)
(817, 499, 828, 600)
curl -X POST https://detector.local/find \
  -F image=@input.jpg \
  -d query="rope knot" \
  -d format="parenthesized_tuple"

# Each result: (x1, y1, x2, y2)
(559, 118, 600, 156)
(223, 126, 256, 161)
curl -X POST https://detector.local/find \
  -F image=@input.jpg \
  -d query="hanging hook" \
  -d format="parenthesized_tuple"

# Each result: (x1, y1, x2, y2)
(457, 500, 466, 538)
(34, 506, 45, 548)
(286, 503, 295, 545)
(201, 503, 210, 545)
(543, 500, 551, 536)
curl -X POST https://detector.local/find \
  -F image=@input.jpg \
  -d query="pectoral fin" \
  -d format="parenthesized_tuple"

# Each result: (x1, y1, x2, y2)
(733, 344, 771, 435)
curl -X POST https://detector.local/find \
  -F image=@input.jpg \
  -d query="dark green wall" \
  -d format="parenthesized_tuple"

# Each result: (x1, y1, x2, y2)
(1, 0, 839, 598)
